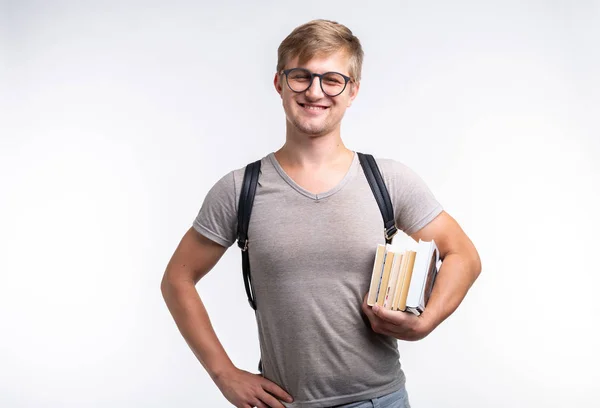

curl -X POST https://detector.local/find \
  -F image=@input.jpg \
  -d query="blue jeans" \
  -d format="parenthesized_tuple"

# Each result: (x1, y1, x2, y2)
(331, 386, 411, 408)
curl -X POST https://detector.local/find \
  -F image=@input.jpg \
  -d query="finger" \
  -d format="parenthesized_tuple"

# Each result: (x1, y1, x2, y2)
(363, 305, 405, 336)
(362, 292, 371, 309)
(372, 304, 410, 325)
(245, 398, 270, 408)
(377, 321, 406, 336)
(255, 400, 270, 408)
(256, 391, 287, 408)
(370, 312, 418, 339)
(362, 299, 382, 328)
(363, 310, 390, 336)
(260, 379, 293, 404)
(362, 295, 376, 318)
(362, 293, 406, 336)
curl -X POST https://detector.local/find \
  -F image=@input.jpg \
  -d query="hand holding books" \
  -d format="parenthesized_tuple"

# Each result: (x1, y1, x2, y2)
(361, 292, 434, 341)
(361, 239, 441, 341)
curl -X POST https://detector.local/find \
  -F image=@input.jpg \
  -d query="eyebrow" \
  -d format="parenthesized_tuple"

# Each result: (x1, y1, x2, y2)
(292, 67, 350, 76)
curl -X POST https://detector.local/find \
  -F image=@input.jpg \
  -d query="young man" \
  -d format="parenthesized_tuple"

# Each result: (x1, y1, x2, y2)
(161, 20, 481, 408)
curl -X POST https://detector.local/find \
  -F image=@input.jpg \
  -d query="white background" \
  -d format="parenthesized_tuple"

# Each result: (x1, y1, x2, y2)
(1, 1, 599, 407)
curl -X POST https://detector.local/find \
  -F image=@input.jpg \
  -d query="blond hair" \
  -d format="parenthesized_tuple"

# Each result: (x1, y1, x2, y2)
(276, 19, 364, 82)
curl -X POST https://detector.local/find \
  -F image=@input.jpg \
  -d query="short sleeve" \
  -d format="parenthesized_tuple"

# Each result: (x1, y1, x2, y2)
(192, 171, 238, 248)
(377, 158, 443, 235)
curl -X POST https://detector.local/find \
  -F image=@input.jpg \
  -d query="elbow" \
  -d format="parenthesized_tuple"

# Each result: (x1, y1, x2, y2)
(161, 269, 195, 299)
(471, 252, 482, 281)
(160, 271, 173, 299)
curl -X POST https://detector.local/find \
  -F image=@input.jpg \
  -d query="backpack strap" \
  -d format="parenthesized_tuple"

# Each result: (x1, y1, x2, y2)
(237, 159, 263, 373)
(357, 153, 398, 244)
(237, 159, 261, 311)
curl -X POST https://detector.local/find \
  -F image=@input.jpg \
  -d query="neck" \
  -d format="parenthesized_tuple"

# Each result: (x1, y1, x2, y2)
(276, 127, 352, 169)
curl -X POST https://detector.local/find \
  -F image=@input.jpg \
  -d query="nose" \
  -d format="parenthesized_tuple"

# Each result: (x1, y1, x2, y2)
(305, 75, 325, 99)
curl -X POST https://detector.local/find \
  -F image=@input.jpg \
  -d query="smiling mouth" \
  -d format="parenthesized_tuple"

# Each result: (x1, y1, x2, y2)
(298, 102, 329, 111)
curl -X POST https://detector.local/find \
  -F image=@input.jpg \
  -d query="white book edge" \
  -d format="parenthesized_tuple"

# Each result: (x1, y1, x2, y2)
(405, 239, 438, 310)
(418, 242, 440, 309)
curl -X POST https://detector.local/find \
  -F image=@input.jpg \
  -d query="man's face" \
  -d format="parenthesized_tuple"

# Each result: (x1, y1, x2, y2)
(274, 50, 360, 138)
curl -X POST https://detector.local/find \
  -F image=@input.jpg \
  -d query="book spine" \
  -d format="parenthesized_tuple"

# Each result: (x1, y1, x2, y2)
(397, 251, 417, 311)
(391, 252, 409, 310)
(367, 245, 386, 306)
(383, 253, 403, 309)
(373, 251, 388, 304)
(376, 251, 395, 306)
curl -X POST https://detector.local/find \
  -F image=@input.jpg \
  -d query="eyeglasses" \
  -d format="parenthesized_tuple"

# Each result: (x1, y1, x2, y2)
(281, 68, 353, 97)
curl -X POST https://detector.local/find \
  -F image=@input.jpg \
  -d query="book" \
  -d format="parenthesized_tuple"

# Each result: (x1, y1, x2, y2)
(382, 252, 403, 309)
(405, 240, 440, 315)
(390, 250, 410, 310)
(367, 239, 440, 315)
(393, 250, 417, 311)
(368, 244, 402, 307)
(367, 244, 387, 306)
(375, 245, 400, 306)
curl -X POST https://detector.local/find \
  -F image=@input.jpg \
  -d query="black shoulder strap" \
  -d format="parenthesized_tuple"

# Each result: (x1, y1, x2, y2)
(236, 159, 262, 373)
(237, 159, 261, 310)
(357, 153, 398, 244)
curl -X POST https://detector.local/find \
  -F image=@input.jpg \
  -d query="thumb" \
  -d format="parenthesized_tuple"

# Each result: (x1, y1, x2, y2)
(373, 305, 403, 324)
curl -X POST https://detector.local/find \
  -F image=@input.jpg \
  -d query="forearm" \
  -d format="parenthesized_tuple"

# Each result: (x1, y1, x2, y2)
(421, 251, 481, 331)
(161, 277, 235, 381)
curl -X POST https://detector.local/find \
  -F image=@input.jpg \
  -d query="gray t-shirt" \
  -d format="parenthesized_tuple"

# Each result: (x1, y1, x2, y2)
(193, 151, 443, 408)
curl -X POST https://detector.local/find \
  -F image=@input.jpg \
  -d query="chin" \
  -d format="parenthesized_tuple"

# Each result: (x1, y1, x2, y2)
(295, 123, 330, 137)
(292, 117, 331, 134)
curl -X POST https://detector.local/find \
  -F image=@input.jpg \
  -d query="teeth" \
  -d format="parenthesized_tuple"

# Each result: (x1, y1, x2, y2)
(304, 105, 325, 110)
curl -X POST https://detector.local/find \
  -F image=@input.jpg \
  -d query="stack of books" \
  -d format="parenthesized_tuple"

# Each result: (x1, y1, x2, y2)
(367, 239, 441, 315)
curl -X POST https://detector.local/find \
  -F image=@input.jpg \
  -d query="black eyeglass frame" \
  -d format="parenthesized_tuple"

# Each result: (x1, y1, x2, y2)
(281, 68, 354, 97)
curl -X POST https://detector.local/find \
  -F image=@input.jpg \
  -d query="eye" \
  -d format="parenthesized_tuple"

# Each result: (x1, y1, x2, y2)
(289, 70, 311, 81)
(323, 73, 345, 85)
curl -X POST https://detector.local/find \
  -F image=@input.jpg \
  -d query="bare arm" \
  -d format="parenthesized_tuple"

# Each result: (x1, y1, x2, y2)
(409, 210, 482, 333)
(362, 211, 481, 340)
(161, 227, 293, 407)
(160, 227, 233, 381)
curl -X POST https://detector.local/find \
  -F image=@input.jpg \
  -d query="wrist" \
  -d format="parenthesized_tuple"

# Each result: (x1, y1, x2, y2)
(210, 363, 237, 385)
(418, 310, 438, 335)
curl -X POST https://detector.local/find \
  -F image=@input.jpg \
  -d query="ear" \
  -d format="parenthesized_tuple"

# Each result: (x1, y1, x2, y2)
(346, 81, 360, 108)
(274, 72, 283, 98)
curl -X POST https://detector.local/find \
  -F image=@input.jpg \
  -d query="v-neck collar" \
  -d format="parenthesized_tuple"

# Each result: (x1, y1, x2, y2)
(268, 151, 359, 201)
